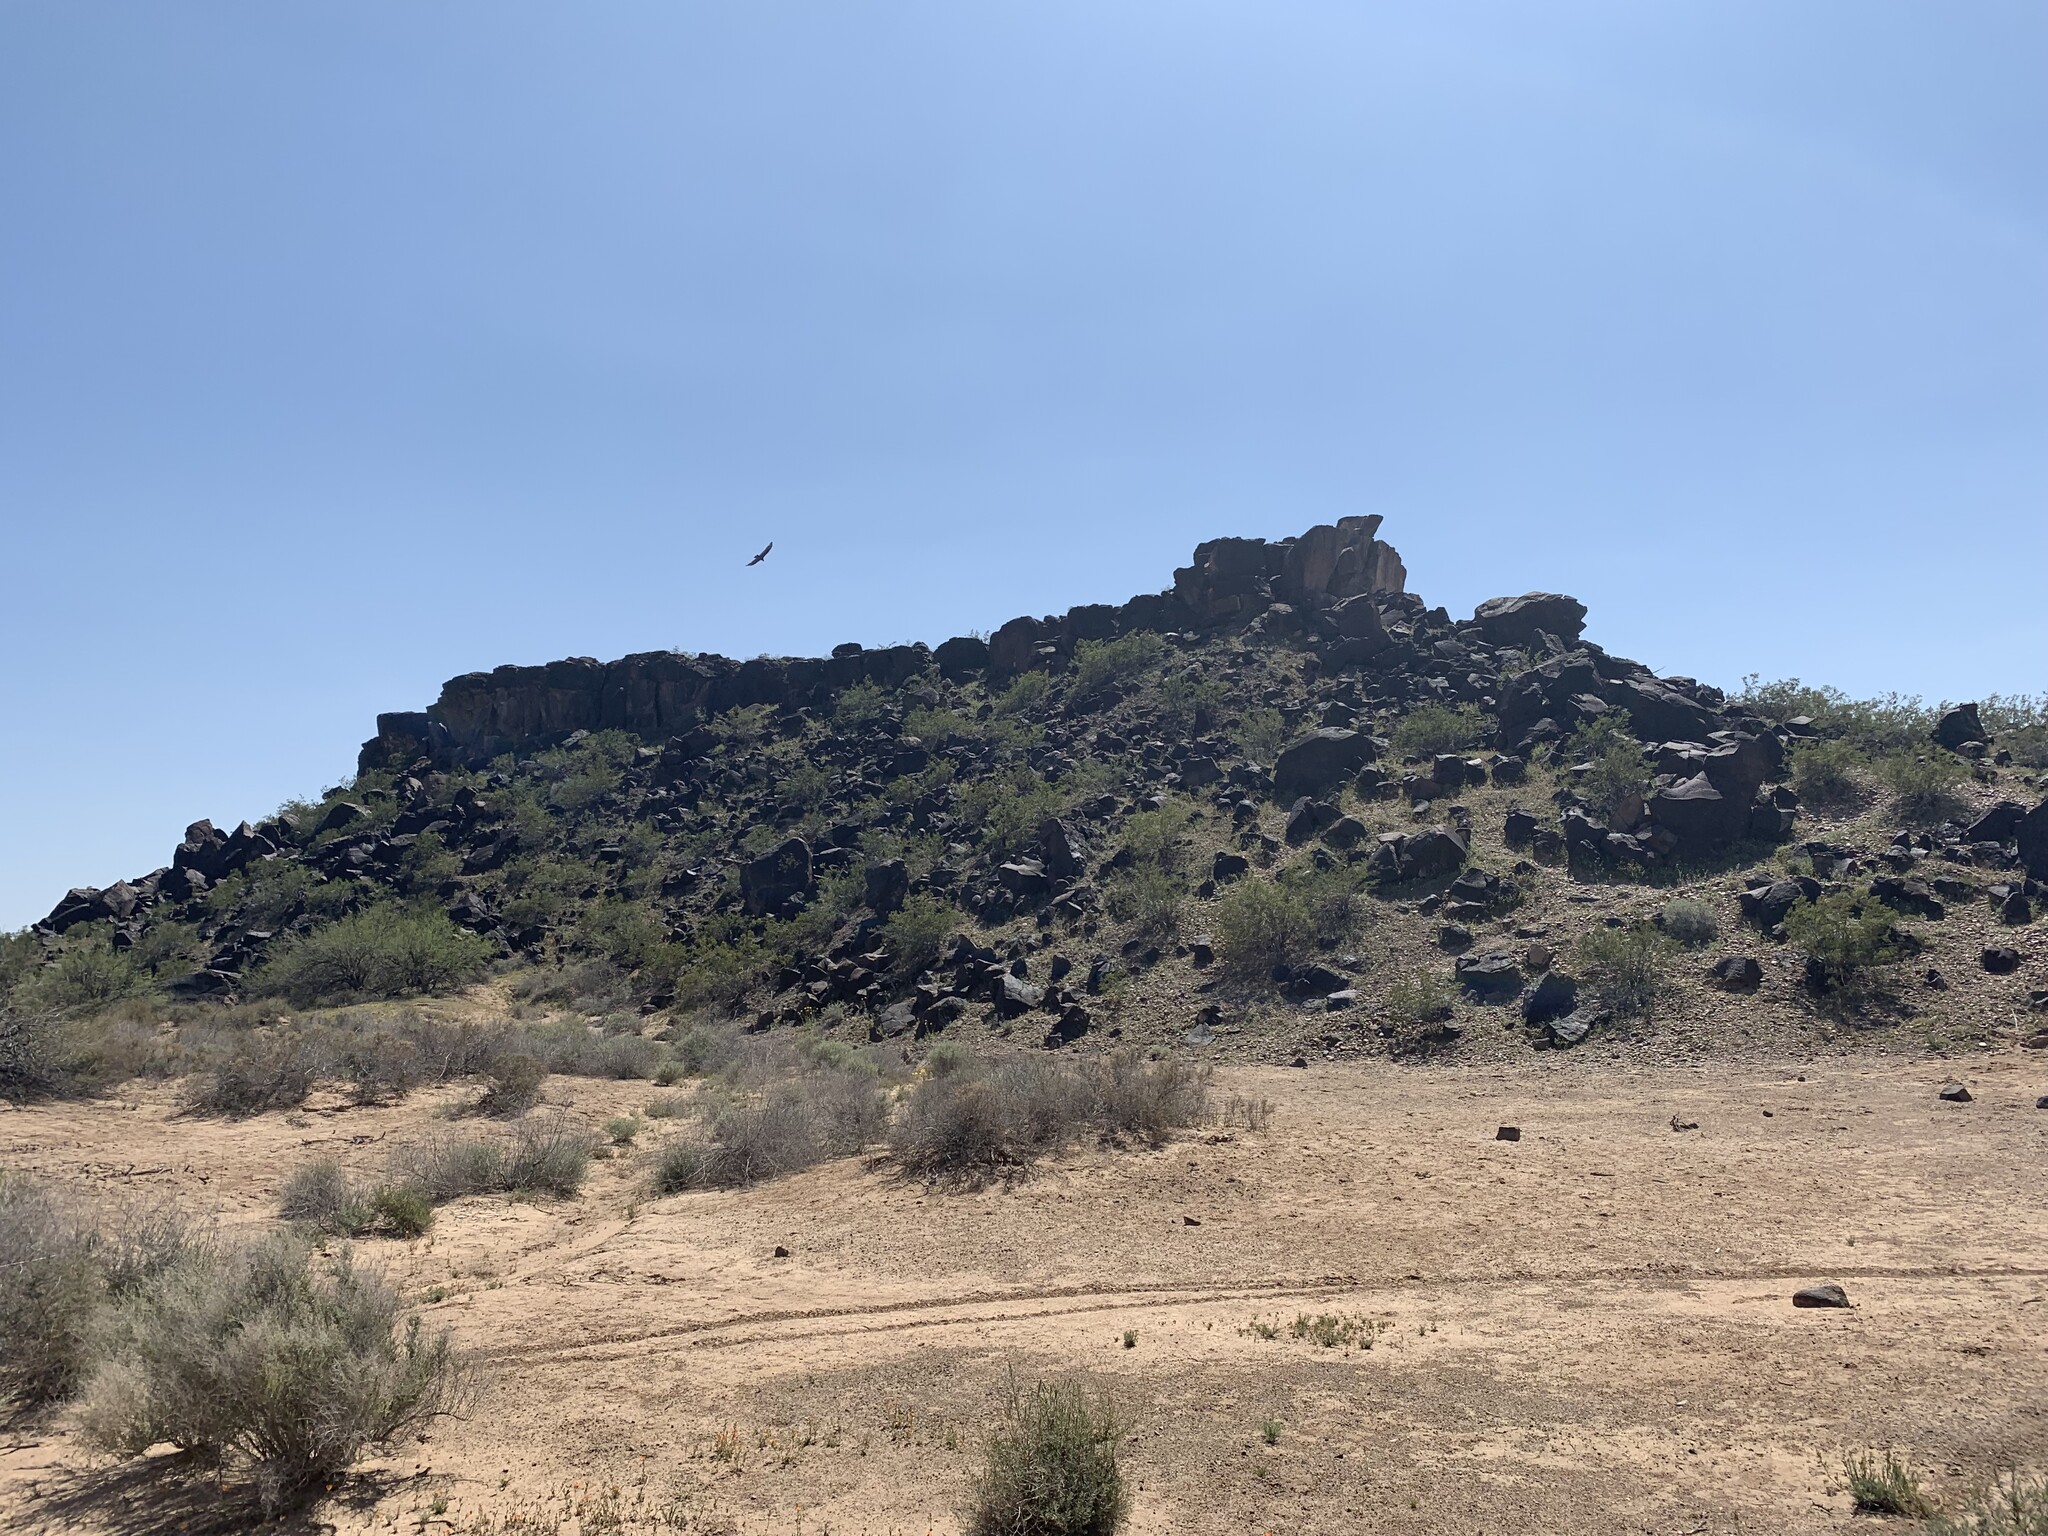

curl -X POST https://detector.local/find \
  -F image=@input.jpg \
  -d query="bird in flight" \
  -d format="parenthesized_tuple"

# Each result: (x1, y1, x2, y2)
(746, 542, 773, 567)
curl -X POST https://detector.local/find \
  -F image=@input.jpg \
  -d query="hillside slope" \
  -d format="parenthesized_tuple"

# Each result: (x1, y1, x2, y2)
(10, 516, 2046, 1065)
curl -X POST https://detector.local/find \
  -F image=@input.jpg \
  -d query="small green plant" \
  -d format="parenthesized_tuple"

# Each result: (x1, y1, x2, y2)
(1562, 713, 1649, 820)
(881, 893, 955, 976)
(1576, 925, 1667, 1019)
(1784, 889, 1908, 1008)
(1105, 866, 1186, 943)
(604, 1115, 642, 1145)
(1211, 880, 1313, 979)
(1843, 1450, 1931, 1518)
(996, 671, 1052, 716)
(1384, 968, 1457, 1029)
(1880, 754, 1971, 827)
(1789, 738, 1867, 811)
(1237, 708, 1290, 765)
(1120, 1329, 1136, 1350)
(965, 1372, 1127, 1536)
(1659, 898, 1719, 948)
(1389, 703, 1486, 759)
(1260, 1418, 1281, 1446)
(1070, 632, 1164, 699)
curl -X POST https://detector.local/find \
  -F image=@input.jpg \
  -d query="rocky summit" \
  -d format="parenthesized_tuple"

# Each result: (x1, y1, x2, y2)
(17, 514, 2048, 1057)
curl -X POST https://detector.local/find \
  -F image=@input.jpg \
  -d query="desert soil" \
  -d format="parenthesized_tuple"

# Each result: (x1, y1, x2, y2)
(5, 1047, 2046, 1536)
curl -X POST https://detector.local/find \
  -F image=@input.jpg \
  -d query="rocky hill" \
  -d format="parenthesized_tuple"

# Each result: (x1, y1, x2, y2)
(14, 515, 2048, 1061)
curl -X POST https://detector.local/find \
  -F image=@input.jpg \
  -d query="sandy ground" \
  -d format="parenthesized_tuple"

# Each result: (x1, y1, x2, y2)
(4, 1051, 2046, 1535)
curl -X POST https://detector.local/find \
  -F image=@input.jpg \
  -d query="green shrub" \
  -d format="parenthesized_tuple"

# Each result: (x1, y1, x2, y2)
(1784, 889, 1907, 1004)
(1389, 703, 1486, 759)
(1212, 881, 1313, 978)
(1880, 754, 1971, 827)
(1237, 708, 1290, 765)
(1843, 1450, 1930, 1518)
(478, 1053, 545, 1116)
(1659, 898, 1719, 948)
(278, 1159, 352, 1226)
(966, 1372, 1127, 1536)
(1104, 866, 1185, 943)
(11, 939, 148, 1012)
(1576, 926, 1667, 1019)
(1563, 713, 1649, 820)
(1384, 969, 1456, 1030)
(78, 1231, 465, 1512)
(1789, 738, 1867, 811)
(1070, 633, 1164, 699)
(833, 680, 891, 726)
(256, 907, 490, 1006)
(996, 671, 1052, 716)
(1283, 863, 1367, 949)
(881, 893, 955, 976)
(1154, 673, 1224, 735)
(604, 1115, 642, 1145)
(1736, 677, 1937, 755)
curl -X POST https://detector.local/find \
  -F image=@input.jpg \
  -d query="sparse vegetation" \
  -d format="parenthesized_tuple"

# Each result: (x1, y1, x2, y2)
(891, 1051, 1206, 1180)
(1659, 898, 1719, 948)
(1789, 738, 1867, 811)
(1384, 968, 1458, 1034)
(1212, 880, 1314, 979)
(1927, 1472, 2048, 1535)
(256, 906, 491, 1006)
(1880, 754, 1971, 827)
(965, 1372, 1127, 1536)
(1390, 702, 1486, 759)
(1737, 677, 1938, 755)
(1843, 1450, 1931, 1518)
(78, 1230, 466, 1511)
(1562, 712, 1649, 820)
(1785, 888, 1909, 1008)
(1576, 925, 1667, 1019)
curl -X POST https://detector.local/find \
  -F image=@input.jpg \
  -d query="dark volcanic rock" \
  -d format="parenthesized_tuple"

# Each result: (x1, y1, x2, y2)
(1274, 729, 1376, 798)
(1710, 956, 1764, 991)
(741, 837, 814, 917)
(1471, 593, 1587, 648)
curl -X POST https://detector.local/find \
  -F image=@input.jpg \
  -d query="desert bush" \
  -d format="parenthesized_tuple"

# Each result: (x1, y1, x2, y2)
(644, 1092, 685, 1118)
(1070, 633, 1164, 700)
(996, 671, 1052, 716)
(891, 1052, 1202, 1180)
(1384, 968, 1457, 1030)
(278, 1159, 352, 1225)
(653, 1071, 887, 1191)
(389, 1116, 592, 1205)
(1212, 881, 1313, 978)
(1237, 708, 1290, 765)
(180, 1029, 325, 1117)
(1118, 801, 1194, 870)
(10, 938, 149, 1012)
(1389, 703, 1486, 759)
(1105, 866, 1185, 943)
(1880, 754, 1971, 827)
(604, 1115, 642, 1145)
(966, 1372, 1127, 1536)
(1784, 889, 1907, 1005)
(1576, 926, 1667, 1019)
(1788, 738, 1867, 811)
(477, 1053, 545, 1116)
(1843, 1450, 1930, 1518)
(1283, 863, 1367, 949)
(1736, 676, 1937, 755)
(1153, 672, 1224, 735)
(78, 1231, 465, 1511)
(881, 893, 955, 976)
(0, 1005, 62, 1104)
(1562, 713, 1649, 820)
(0, 1178, 198, 1411)
(1092, 1054, 1208, 1141)
(1927, 1472, 2048, 1535)
(0, 1176, 105, 1408)
(337, 1028, 424, 1106)
(1659, 898, 1720, 948)
(256, 906, 490, 1006)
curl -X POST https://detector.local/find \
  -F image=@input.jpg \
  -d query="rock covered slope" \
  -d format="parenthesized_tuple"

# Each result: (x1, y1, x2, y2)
(24, 516, 2048, 1052)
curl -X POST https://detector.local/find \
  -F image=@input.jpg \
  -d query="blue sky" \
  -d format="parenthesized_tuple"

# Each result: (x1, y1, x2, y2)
(2, 2, 2043, 928)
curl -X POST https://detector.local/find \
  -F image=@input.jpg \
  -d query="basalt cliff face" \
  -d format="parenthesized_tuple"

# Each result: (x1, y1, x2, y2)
(356, 516, 1409, 774)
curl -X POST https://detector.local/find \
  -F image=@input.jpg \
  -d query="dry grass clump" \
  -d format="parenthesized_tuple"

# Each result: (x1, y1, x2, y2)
(1843, 1449, 1931, 1518)
(965, 1372, 1128, 1536)
(78, 1229, 467, 1512)
(389, 1115, 594, 1203)
(653, 1072, 887, 1192)
(892, 1051, 1207, 1180)
(1928, 1473, 2048, 1535)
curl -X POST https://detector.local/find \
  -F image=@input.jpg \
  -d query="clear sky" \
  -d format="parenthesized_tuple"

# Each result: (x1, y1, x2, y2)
(2, 2, 2043, 929)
